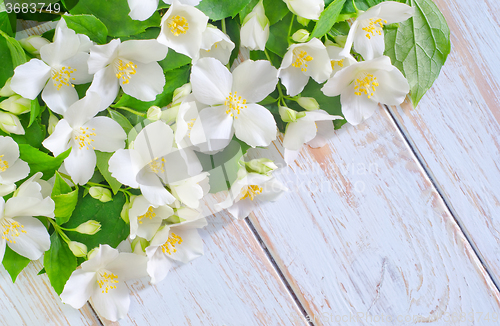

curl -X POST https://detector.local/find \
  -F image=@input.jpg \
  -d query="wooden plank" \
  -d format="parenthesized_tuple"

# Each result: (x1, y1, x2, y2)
(387, 0, 500, 285)
(248, 108, 500, 325)
(0, 261, 101, 326)
(93, 195, 308, 326)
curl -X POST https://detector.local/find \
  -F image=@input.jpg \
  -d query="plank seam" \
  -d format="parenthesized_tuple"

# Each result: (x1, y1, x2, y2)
(87, 302, 105, 326)
(245, 218, 314, 326)
(384, 104, 500, 292)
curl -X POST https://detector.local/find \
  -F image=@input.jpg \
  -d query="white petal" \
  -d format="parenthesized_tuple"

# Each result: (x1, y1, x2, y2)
(0, 239, 6, 266)
(42, 79, 79, 115)
(81, 244, 119, 272)
(60, 270, 97, 309)
(128, 0, 159, 21)
(191, 57, 232, 105)
(231, 60, 278, 103)
(227, 198, 256, 219)
(284, 148, 301, 165)
(139, 174, 176, 206)
(285, 0, 324, 20)
(88, 39, 120, 74)
(278, 65, 309, 97)
(0, 184, 16, 197)
(134, 121, 174, 161)
(283, 120, 317, 151)
(61, 52, 93, 84)
(301, 39, 332, 83)
(42, 119, 72, 156)
(307, 120, 336, 148)
(87, 67, 120, 111)
(189, 106, 234, 153)
(106, 253, 148, 280)
(118, 40, 168, 63)
(353, 24, 385, 60)
(120, 61, 165, 102)
(146, 246, 173, 284)
(321, 63, 358, 97)
(5, 196, 54, 218)
(109, 149, 141, 188)
(7, 216, 50, 260)
(341, 86, 380, 125)
(10, 59, 50, 99)
(167, 228, 203, 264)
(63, 91, 101, 127)
(0, 160, 28, 184)
(84, 117, 126, 152)
(91, 283, 130, 322)
(64, 147, 96, 185)
(233, 104, 276, 147)
(376, 2, 414, 24)
(371, 69, 409, 105)
(41, 27, 79, 66)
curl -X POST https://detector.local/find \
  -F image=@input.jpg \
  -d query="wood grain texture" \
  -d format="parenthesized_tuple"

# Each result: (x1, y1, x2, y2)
(0, 260, 101, 326)
(93, 195, 307, 326)
(387, 0, 500, 286)
(248, 108, 500, 325)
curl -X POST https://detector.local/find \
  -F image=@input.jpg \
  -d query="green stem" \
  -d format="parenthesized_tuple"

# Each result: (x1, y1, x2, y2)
(264, 49, 272, 62)
(221, 19, 227, 35)
(113, 107, 145, 117)
(277, 83, 287, 107)
(287, 14, 295, 46)
(47, 218, 71, 243)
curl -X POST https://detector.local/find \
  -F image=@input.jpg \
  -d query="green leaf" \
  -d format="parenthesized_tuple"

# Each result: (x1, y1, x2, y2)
(0, 28, 26, 88)
(44, 232, 77, 295)
(0, 30, 27, 68)
(225, 16, 241, 67)
(309, 0, 346, 40)
(52, 173, 79, 225)
(114, 65, 190, 111)
(70, 0, 161, 37)
(159, 49, 191, 72)
(108, 109, 133, 135)
(18, 144, 71, 180)
(0, 12, 14, 36)
(2, 246, 30, 282)
(267, 13, 292, 57)
(95, 151, 122, 195)
(384, 0, 450, 106)
(62, 191, 128, 250)
(63, 14, 108, 44)
(29, 98, 42, 128)
(197, 0, 252, 20)
(263, 0, 289, 25)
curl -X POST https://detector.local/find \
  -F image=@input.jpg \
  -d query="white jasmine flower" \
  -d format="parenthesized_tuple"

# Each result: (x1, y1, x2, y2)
(281, 108, 342, 164)
(341, 1, 414, 60)
(215, 172, 286, 219)
(169, 172, 210, 209)
(127, 0, 201, 21)
(199, 25, 235, 65)
(157, 0, 209, 59)
(42, 92, 127, 185)
(10, 27, 93, 115)
(278, 38, 332, 96)
(283, 0, 324, 20)
(240, 0, 269, 51)
(326, 42, 357, 77)
(87, 39, 168, 111)
(146, 215, 207, 284)
(0, 172, 55, 262)
(60, 244, 148, 322)
(190, 57, 278, 152)
(128, 195, 174, 241)
(321, 55, 409, 125)
(108, 121, 177, 206)
(0, 136, 29, 196)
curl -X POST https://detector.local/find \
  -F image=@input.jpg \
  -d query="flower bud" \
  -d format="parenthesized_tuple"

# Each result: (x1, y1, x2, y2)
(292, 29, 310, 43)
(147, 106, 162, 121)
(68, 241, 88, 257)
(297, 17, 310, 26)
(161, 106, 179, 124)
(240, 0, 270, 51)
(0, 95, 31, 115)
(0, 78, 15, 97)
(279, 106, 298, 122)
(333, 35, 347, 48)
(244, 158, 278, 175)
(120, 195, 136, 224)
(89, 186, 112, 202)
(75, 220, 102, 235)
(19, 35, 50, 56)
(131, 237, 149, 254)
(0, 112, 24, 135)
(297, 97, 319, 111)
(172, 83, 192, 106)
(48, 113, 59, 135)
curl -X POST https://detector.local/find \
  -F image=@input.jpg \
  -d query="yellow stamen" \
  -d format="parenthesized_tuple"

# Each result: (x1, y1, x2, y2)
(51, 66, 76, 90)
(362, 18, 386, 39)
(0, 155, 9, 172)
(240, 185, 263, 201)
(97, 270, 119, 294)
(331, 59, 344, 70)
(354, 73, 379, 99)
(115, 59, 137, 85)
(292, 49, 313, 72)
(161, 232, 183, 255)
(224, 91, 247, 119)
(74, 127, 96, 150)
(1, 218, 27, 244)
(149, 157, 166, 174)
(138, 207, 156, 224)
(168, 15, 189, 36)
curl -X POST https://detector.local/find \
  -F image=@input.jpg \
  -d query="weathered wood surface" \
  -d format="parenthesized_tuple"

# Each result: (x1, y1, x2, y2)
(249, 108, 500, 325)
(98, 196, 308, 326)
(387, 0, 500, 286)
(0, 261, 100, 326)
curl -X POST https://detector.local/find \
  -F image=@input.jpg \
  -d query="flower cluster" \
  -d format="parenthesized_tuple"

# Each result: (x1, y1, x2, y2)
(0, 0, 448, 321)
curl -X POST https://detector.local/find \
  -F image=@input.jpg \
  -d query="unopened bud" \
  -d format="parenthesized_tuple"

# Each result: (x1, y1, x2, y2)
(48, 113, 59, 135)
(147, 106, 162, 121)
(161, 106, 179, 123)
(0, 112, 24, 135)
(121, 195, 136, 224)
(0, 78, 15, 97)
(68, 241, 88, 257)
(0, 95, 31, 115)
(333, 35, 347, 48)
(297, 17, 310, 26)
(19, 35, 50, 56)
(75, 220, 101, 235)
(89, 186, 112, 202)
(131, 237, 149, 254)
(292, 29, 310, 43)
(172, 83, 191, 106)
(244, 158, 278, 175)
(297, 97, 319, 111)
(279, 106, 298, 123)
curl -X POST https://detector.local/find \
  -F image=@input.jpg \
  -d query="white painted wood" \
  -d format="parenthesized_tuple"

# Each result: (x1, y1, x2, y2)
(388, 0, 500, 286)
(248, 109, 500, 325)
(0, 260, 101, 326)
(92, 195, 307, 326)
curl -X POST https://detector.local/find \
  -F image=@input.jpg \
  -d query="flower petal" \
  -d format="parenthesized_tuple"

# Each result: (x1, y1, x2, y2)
(168, 228, 204, 264)
(106, 252, 148, 280)
(91, 282, 130, 322)
(63, 91, 101, 127)
(10, 59, 50, 99)
(84, 117, 126, 152)
(64, 147, 97, 185)
(231, 60, 278, 103)
(190, 106, 234, 153)
(233, 103, 277, 147)
(307, 120, 336, 148)
(87, 66, 120, 112)
(146, 246, 173, 284)
(62, 52, 93, 84)
(8, 216, 50, 260)
(109, 149, 141, 188)
(191, 57, 232, 105)
(42, 78, 79, 115)
(40, 27, 79, 66)
(283, 120, 317, 151)
(120, 61, 165, 102)
(60, 269, 97, 309)
(88, 39, 120, 74)
(118, 40, 168, 63)
(371, 69, 409, 105)
(127, 0, 159, 21)
(138, 172, 176, 206)
(42, 119, 72, 156)
(376, 2, 414, 24)
(278, 65, 309, 97)
(134, 121, 174, 161)
(340, 86, 380, 125)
